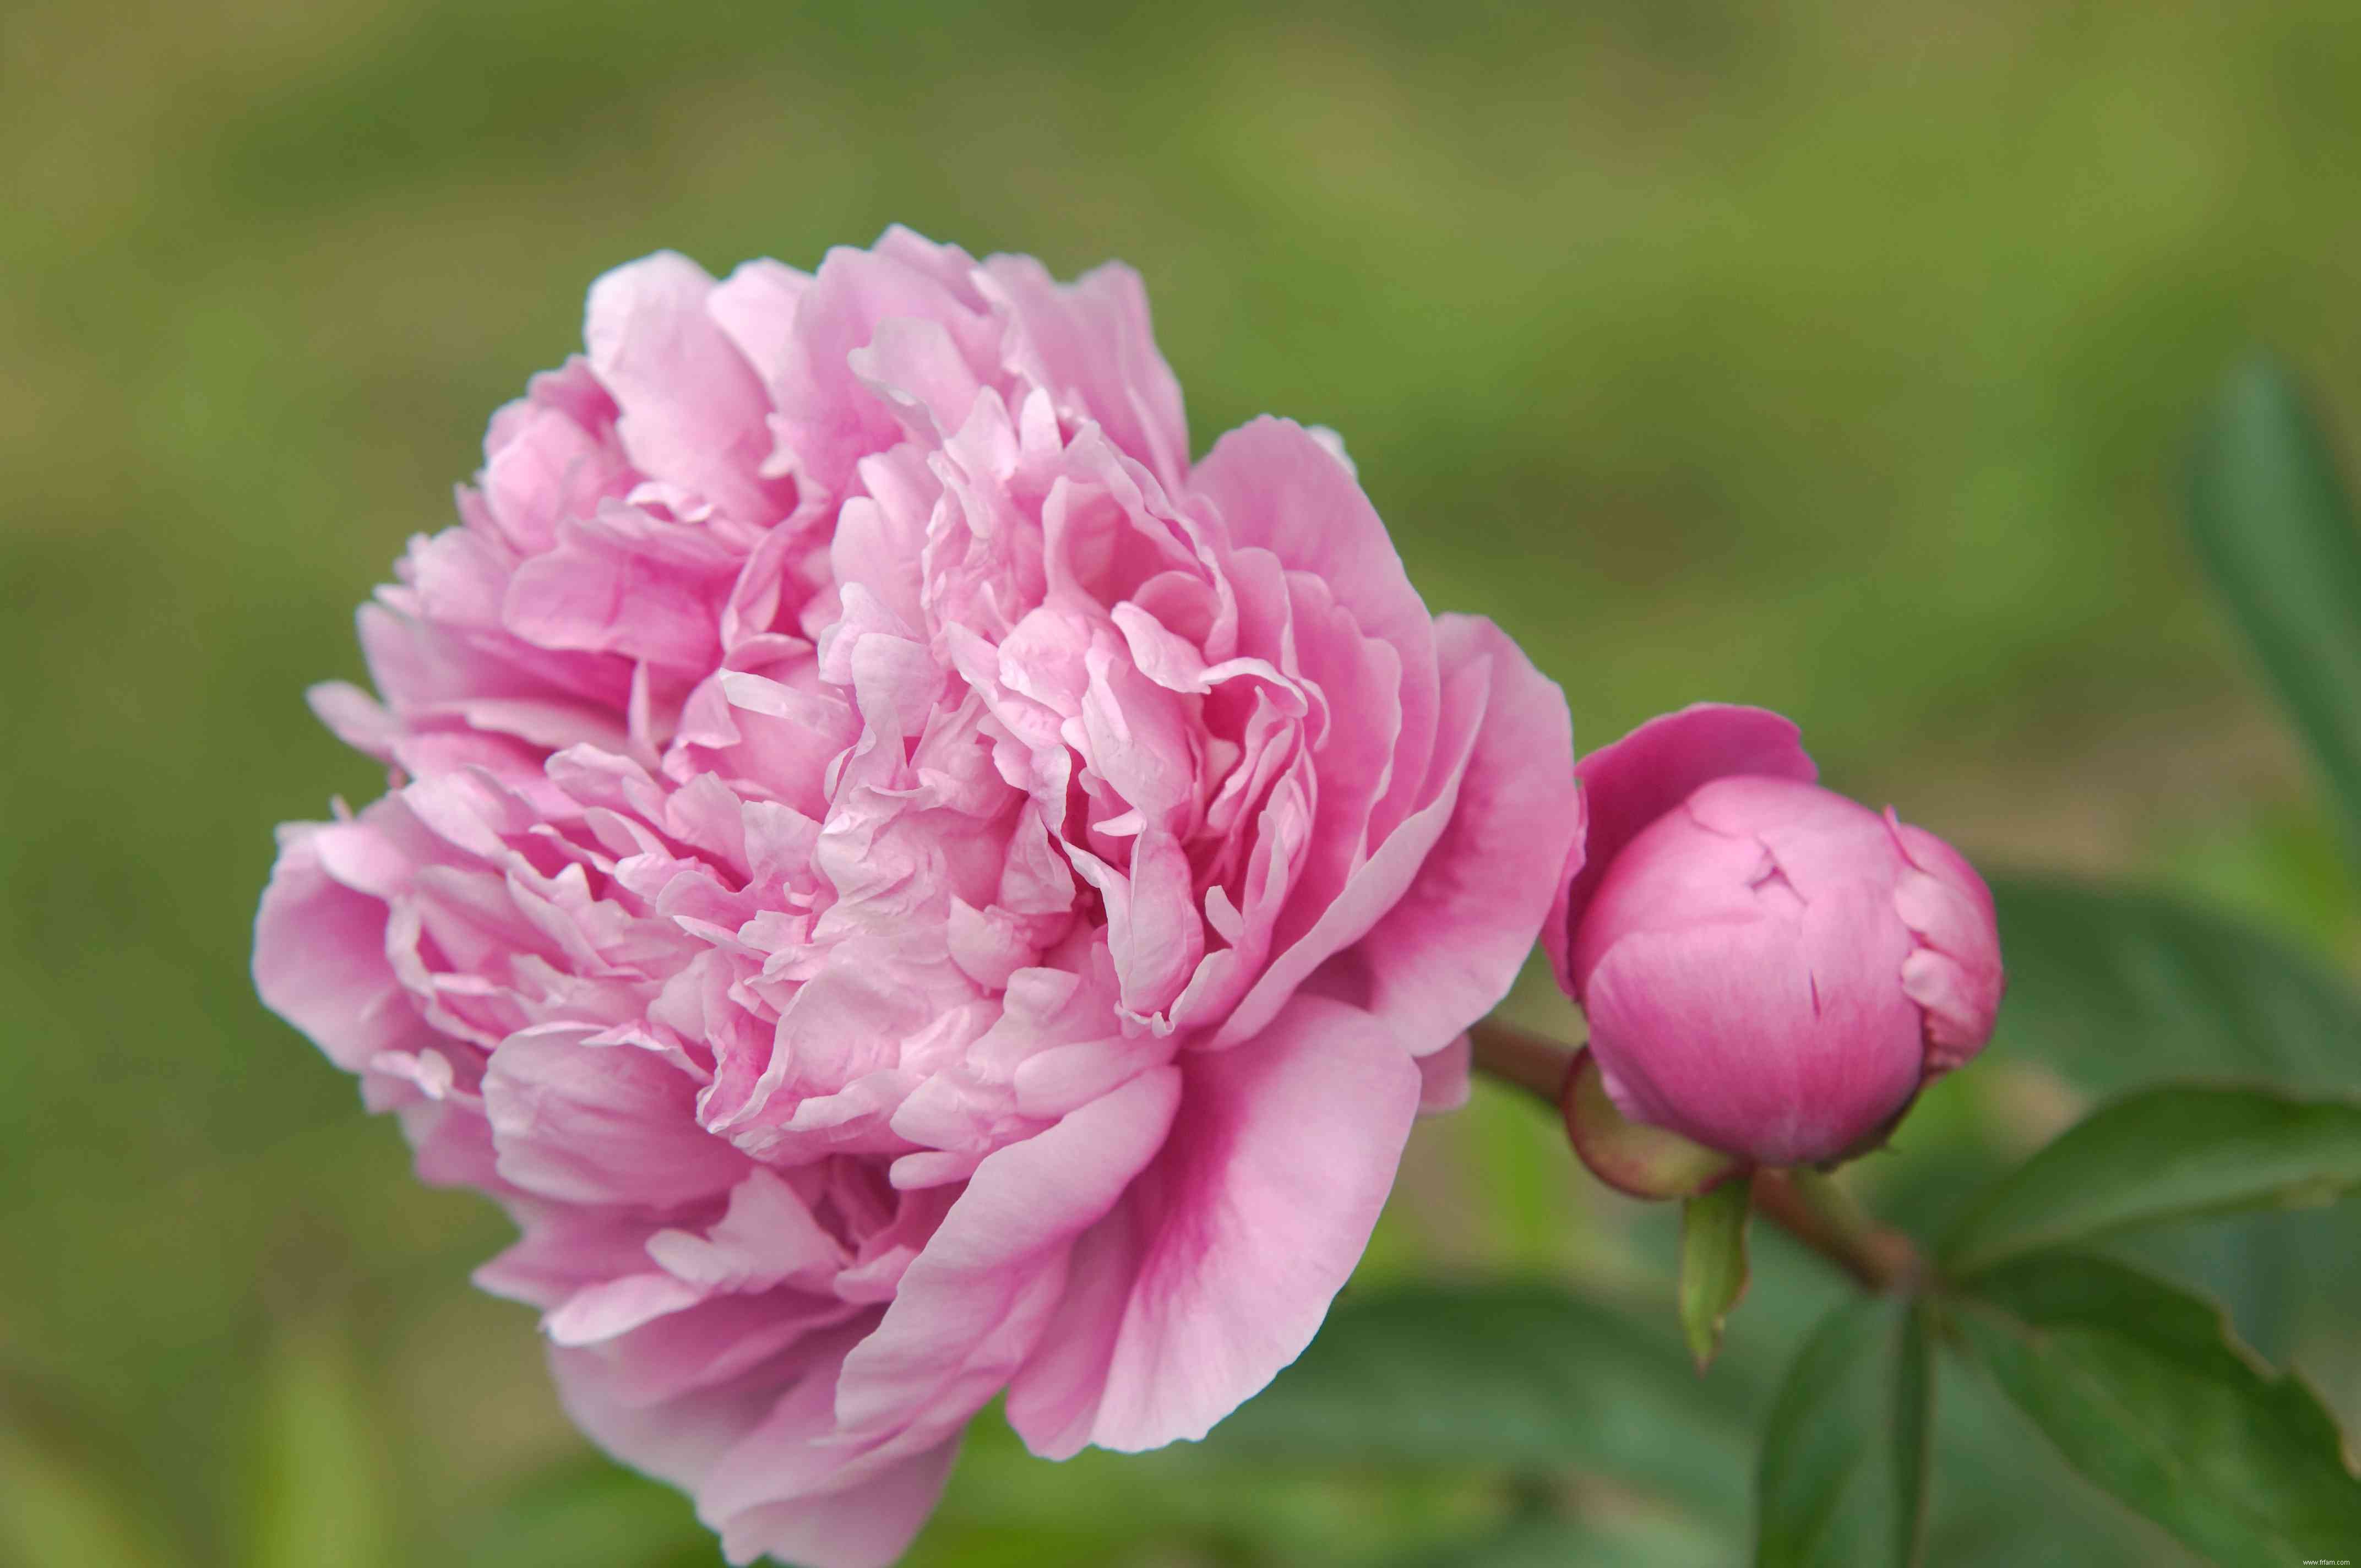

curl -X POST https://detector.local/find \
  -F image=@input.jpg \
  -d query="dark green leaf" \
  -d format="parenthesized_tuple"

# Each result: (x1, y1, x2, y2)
(1987, 876, 2361, 1088)
(1679, 1182, 1752, 1371)
(1889, 1303, 1933, 1567)
(1923, 1352, 2204, 1567)
(1954, 1250, 2361, 1562)
(1755, 1295, 1934, 1567)
(1211, 1282, 1754, 1525)
(2186, 356, 2361, 863)
(1943, 1084, 2361, 1276)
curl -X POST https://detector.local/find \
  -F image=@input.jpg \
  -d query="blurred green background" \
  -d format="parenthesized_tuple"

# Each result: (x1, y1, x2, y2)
(6, 1, 2360, 1563)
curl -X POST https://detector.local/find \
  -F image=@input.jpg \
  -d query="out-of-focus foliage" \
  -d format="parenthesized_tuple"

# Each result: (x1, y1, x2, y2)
(0, 1378, 187, 1568)
(2188, 360, 2361, 869)
(6, 1, 2361, 1564)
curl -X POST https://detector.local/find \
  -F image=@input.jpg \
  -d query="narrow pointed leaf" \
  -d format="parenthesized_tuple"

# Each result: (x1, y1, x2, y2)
(1944, 1084, 2361, 1275)
(1755, 1295, 1933, 1567)
(1679, 1180, 1751, 1371)
(2186, 356, 2361, 864)
(248, 1323, 398, 1568)
(1954, 1250, 2361, 1561)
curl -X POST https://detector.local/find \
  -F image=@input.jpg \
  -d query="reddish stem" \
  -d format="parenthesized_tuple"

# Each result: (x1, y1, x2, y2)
(1465, 1018, 1925, 1294)
(1749, 1168, 1923, 1293)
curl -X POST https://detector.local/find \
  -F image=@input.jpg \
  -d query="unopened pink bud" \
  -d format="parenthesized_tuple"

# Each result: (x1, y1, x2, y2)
(1545, 705, 2002, 1168)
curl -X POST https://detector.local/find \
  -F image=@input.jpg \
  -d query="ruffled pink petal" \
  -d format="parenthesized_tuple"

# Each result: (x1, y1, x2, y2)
(1205, 644, 1487, 1050)
(1003, 997, 1422, 1457)
(583, 251, 790, 526)
(981, 254, 1191, 500)
(481, 1025, 749, 1207)
(1547, 703, 1816, 997)
(705, 258, 811, 388)
(769, 227, 995, 502)
(1189, 417, 1441, 841)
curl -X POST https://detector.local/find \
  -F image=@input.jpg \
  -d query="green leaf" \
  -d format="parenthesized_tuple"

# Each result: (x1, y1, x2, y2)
(1889, 1302, 1933, 1567)
(1953, 1249, 2361, 1562)
(1987, 876, 2361, 1088)
(1210, 1282, 1754, 1525)
(1943, 1084, 2361, 1276)
(246, 1322, 398, 1568)
(1679, 1182, 1753, 1371)
(1923, 1349, 2206, 1567)
(1755, 1295, 1934, 1567)
(2186, 355, 2361, 863)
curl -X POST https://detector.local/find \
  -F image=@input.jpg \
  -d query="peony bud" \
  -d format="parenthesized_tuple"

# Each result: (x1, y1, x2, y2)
(1544, 704, 2002, 1171)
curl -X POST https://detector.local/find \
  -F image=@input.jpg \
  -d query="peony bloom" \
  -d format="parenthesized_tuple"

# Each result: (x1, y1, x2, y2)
(1544, 704, 2001, 1171)
(253, 228, 1577, 1567)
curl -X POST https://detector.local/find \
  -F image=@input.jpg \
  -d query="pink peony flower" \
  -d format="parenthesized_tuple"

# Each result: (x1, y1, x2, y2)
(253, 228, 1577, 1567)
(1544, 704, 2002, 1169)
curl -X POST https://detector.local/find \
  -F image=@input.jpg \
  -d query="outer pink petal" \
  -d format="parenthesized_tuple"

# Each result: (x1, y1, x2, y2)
(1003, 996, 1422, 1457)
(687, 1321, 959, 1568)
(716, 1436, 961, 1568)
(1416, 1034, 1472, 1113)
(551, 1313, 867, 1502)
(253, 821, 433, 1074)
(1352, 614, 1577, 1054)
(1547, 703, 1817, 996)
(831, 1064, 1182, 1440)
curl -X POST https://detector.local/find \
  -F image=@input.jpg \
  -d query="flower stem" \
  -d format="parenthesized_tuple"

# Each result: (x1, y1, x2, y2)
(1463, 1019, 1579, 1104)
(1465, 1019, 1925, 1294)
(1750, 1167, 1923, 1294)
